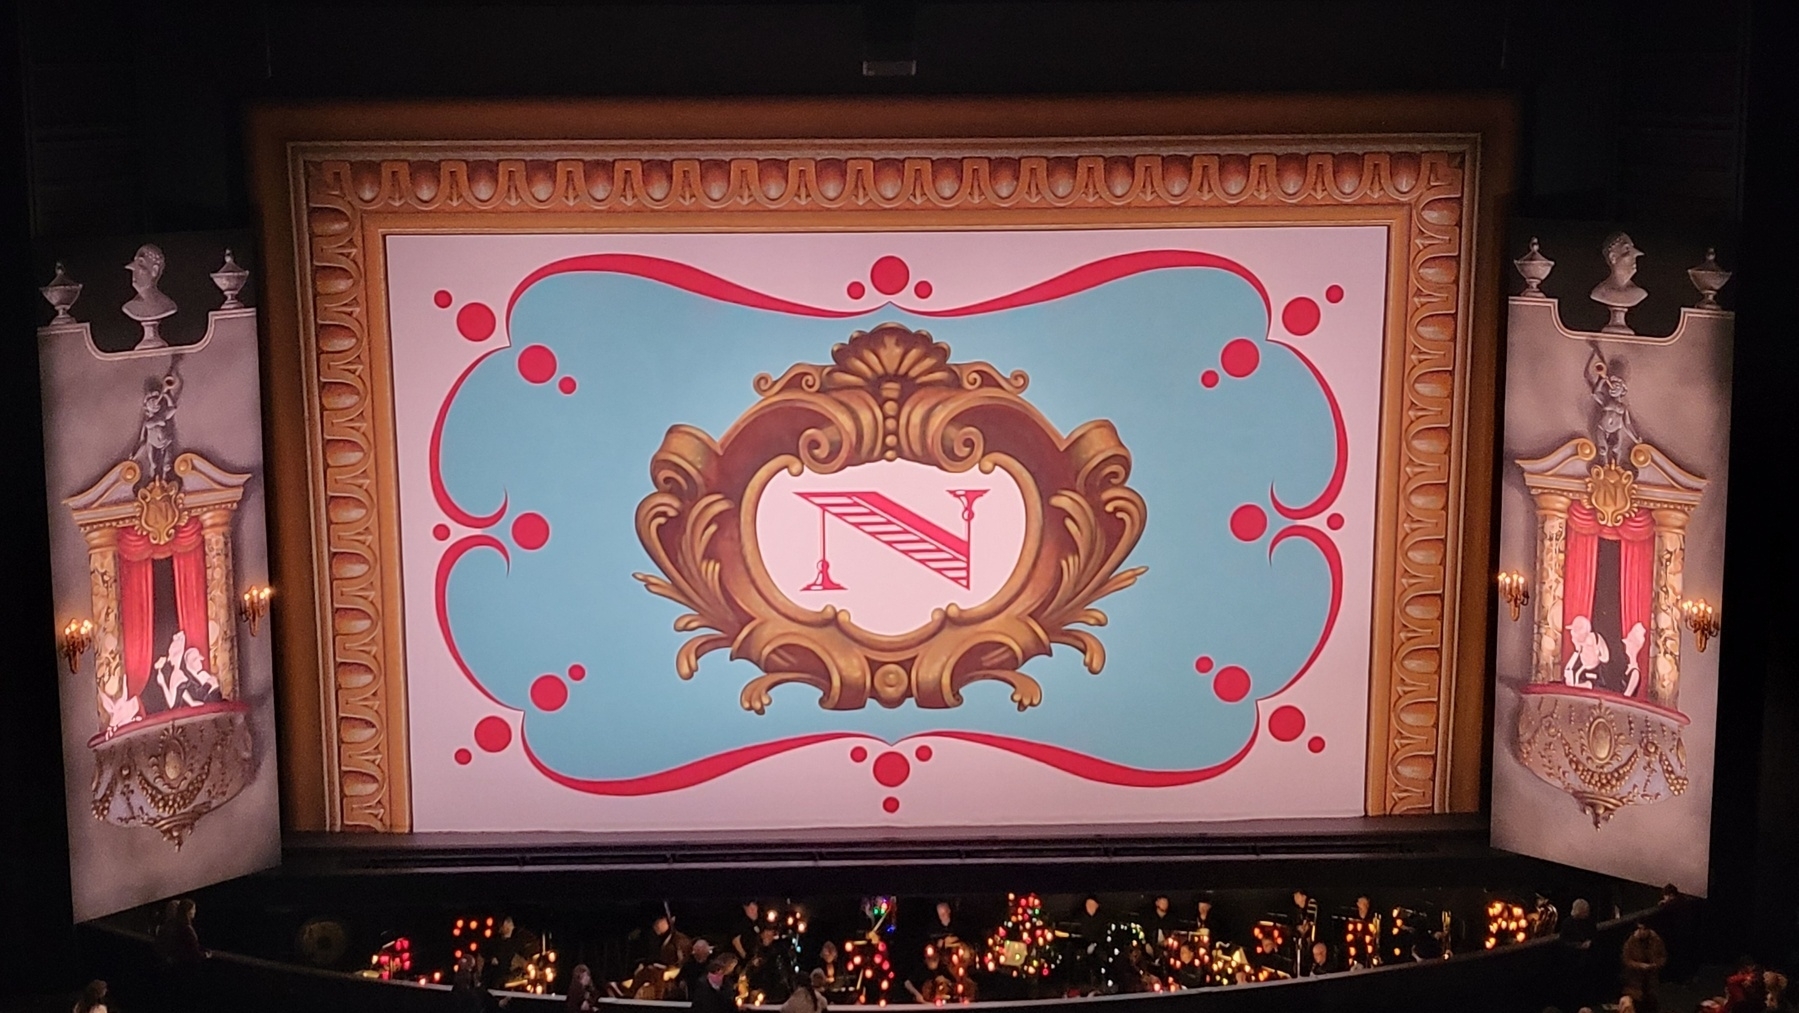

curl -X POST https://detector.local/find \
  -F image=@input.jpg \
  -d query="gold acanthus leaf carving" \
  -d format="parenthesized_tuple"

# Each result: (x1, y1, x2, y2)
(633, 323, 1147, 715)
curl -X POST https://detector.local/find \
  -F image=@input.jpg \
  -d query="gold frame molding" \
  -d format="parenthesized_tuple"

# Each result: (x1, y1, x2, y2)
(250, 97, 1511, 831)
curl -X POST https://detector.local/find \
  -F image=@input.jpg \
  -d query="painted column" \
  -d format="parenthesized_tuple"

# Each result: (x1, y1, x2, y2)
(1649, 507, 1689, 710)
(81, 525, 122, 728)
(200, 508, 239, 701)
(1529, 491, 1569, 685)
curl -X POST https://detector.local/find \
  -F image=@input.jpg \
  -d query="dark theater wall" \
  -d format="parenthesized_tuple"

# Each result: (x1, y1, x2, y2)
(4, 0, 1790, 998)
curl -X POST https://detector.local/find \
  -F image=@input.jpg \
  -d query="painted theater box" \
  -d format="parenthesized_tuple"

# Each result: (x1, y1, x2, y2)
(36, 232, 280, 920)
(253, 98, 1510, 835)
(1491, 223, 1733, 895)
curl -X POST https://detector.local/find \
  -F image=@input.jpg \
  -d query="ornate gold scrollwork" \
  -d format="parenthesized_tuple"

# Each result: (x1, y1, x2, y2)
(1514, 692, 1688, 828)
(633, 323, 1147, 714)
(1585, 464, 1636, 527)
(136, 477, 187, 545)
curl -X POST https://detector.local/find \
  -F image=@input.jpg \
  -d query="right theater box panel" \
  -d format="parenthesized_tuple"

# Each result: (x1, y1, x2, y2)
(1491, 222, 1734, 896)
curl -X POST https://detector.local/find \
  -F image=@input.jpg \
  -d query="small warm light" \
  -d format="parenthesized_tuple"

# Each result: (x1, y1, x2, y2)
(1679, 598, 1720, 652)
(239, 584, 275, 636)
(60, 618, 95, 674)
(1497, 571, 1530, 622)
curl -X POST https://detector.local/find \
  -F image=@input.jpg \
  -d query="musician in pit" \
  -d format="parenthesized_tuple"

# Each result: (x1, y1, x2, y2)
(1288, 891, 1319, 965)
(1300, 941, 1338, 977)
(733, 901, 764, 961)
(813, 940, 842, 992)
(677, 938, 714, 999)
(1250, 934, 1292, 978)
(927, 901, 967, 946)
(1142, 896, 1180, 946)
(903, 947, 944, 1003)
(1193, 896, 1230, 946)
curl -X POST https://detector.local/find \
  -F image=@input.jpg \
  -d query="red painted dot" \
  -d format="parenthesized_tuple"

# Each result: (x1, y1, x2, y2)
(850, 746, 868, 763)
(1214, 665, 1251, 703)
(432, 523, 451, 541)
(915, 745, 933, 762)
(568, 664, 586, 681)
(1325, 285, 1345, 304)
(870, 256, 910, 296)
(882, 797, 900, 813)
(558, 376, 577, 395)
(1200, 370, 1220, 389)
(1282, 297, 1322, 336)
(847, 281, 866, 299)
(1194, 655, 1215, 674)
(517, 344, 557, 384)
(913, 280, 933, 299)
(530, 674, 569, 712)
(474, 716, 511, 753)
(1270, 705, 1307, 742)
(1230, 503, 1268, 541)
(1327, 513, 1345, 530)
(1307, 736, 1326, 754)
(457, 302, 497, 341)
(454, 748, 472, 765)
(1220, 338, 1260, 378)
(511, 511, 550, 550)
(434, 290, 454, 309)
(872, 750, 911, 787)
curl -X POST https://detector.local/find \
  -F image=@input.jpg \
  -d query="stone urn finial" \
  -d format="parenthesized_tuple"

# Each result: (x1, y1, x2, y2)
(41, 262, 82, 324)
(1514, 237, 1554, 297)
(1686, 248, 1731, 310)
(210, 249, 250, 310)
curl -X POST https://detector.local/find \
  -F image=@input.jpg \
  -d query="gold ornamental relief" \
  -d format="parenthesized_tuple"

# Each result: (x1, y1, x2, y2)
(136, 477, 187, 545)
(634, 323, 1148, 715)
(1585, 464, 1637, 526)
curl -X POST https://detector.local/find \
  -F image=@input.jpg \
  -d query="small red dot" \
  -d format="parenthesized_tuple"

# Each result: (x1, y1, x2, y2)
(850, 746, 868, 763)
(432, 524, 450, 541)
(1325, 285, 1345, 304)
(434, 290, 454, 309)
(1230, 503, 1268, 542)
(872, 751, 911, 787)
(1270, 705, 1307, 742)
(473, 716, 511, 753)
(847, 281, 866, 299)
(1327, 513, 1345, 530)
(511, 512, 550, 551)
(882, 797, 900, 813)
(568, 664, 586, 681)
(457, 302, 497, 341)
(1282, 297, 1322, 336)
(1307, 736, 1326, 754)
(530, 674, 568, 712)
(454, 748, 472, 765)
(1214, 666, 1251, 703)
(517, 345, 557, 384)
(1194, 656, 1215, 674)
(915, 745, 933, 762)
(913, 280, 933, 299)
(1220, 339, 1260, 378)
(1200, 370, 1220, 389)
(558, 376, 577, 395)
(870, 256, 910, 296)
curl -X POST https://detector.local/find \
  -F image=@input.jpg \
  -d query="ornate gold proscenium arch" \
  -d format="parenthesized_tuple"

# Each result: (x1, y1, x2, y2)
(633, 324, 1147, 714)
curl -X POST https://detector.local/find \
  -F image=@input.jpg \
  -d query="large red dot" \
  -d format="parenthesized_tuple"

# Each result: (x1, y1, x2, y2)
(1230, 503, 1268, 541)
(454, 748, 472, 765)
(1270, 705, 1307, 742)
(882, 797, 900, 813)
(1282, 297, 1322, 336)
(474, 716, 511, 753)
(872, 750, 911, 787)
(511, 511, 550, 550)
(1307, 736, 1327, 754)
(568, 664, 586, 682)
(457, 302, 496, 341)
(517, 345, 557, 384)
(850, 745, 869, 763)
(1220, 338, 1260, 378)
(1213, 666, 1251, 703)
(870, 256, 910, 295)
(1325, 285, 1345, 304)
(1194, 655, 1215, 674)
(434, 290, 454, 309)
(530, 674, 568, 712)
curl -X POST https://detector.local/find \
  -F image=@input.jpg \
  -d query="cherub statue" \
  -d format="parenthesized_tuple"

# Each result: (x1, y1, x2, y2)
(132, 367, 182, 481)
(1587, 353, 1638, 466)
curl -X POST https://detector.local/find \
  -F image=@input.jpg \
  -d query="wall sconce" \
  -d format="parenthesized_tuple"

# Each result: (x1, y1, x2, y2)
(1496, 571, 1530, 622)
(61, 618, 95, 674)
(239, 585, 275, 636)
(1679, 598, 1720, 653)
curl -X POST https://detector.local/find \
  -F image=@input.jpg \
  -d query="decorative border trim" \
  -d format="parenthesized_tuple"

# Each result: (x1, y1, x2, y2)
(258, 101, 1504, 831)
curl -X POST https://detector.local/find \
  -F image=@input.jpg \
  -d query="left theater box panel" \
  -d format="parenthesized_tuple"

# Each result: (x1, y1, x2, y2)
(36, 232, 280, 922)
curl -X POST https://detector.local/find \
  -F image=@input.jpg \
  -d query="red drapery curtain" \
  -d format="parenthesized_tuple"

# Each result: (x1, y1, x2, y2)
(1616, 510, 1655, 697)
(1562, 501, 1601, 668)
(114, 518, 209, 698)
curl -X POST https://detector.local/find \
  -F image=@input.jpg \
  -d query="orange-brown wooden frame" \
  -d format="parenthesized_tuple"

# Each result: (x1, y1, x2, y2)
(249, 96, 1513, 832)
